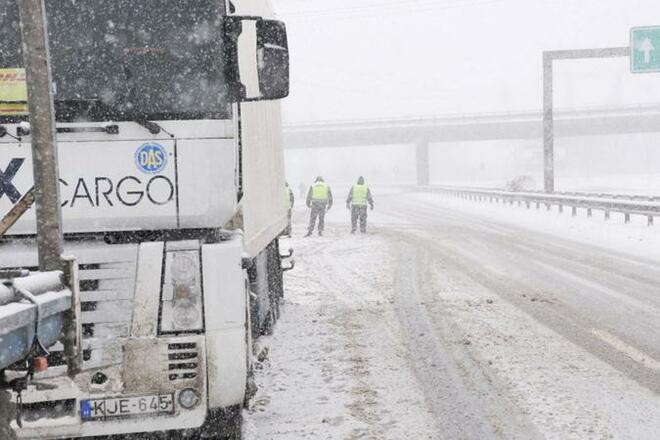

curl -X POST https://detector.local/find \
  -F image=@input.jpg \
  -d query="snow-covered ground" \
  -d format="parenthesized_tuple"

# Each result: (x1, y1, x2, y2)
(556, 174, 660, 196)
(435, 173, 660, 195)
(243, 192, 660, 439)
(243, 224, 440, 439)
(406, 191, 660, 262)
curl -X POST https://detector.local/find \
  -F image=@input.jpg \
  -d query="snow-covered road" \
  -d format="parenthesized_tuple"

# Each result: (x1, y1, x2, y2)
(243, 189, 660, 440)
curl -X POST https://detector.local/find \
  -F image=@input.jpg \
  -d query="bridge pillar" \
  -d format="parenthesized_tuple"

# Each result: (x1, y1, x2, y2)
(416, 139, 430, 186)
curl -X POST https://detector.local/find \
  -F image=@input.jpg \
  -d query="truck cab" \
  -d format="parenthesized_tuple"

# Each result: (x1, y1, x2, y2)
(0, 0, 289, 438)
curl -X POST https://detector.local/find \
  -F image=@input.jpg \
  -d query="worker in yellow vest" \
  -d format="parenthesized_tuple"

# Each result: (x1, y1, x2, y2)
(284, 181, 294, 237)
(346, 176, 374, 234)
(305, 176, 333, 237)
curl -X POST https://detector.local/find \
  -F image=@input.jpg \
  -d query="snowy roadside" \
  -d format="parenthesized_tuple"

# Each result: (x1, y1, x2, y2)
(406, 191, 660, 262)
(430, 174, 660, 196)
(242, 224, 438, 440)
(390, 235, 660, 440)
(243, 197, 660, 440)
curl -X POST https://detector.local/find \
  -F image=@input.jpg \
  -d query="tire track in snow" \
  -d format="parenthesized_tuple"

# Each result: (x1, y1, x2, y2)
(381, 194, 660, 392)
(312, 239, 391, 440)
(391, 242, 545, 440)
(376, 194, 660, 438)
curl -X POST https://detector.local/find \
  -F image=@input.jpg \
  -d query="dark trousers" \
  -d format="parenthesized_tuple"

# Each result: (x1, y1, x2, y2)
(308, 203, 327, 233)
(351, 206, 368, 233)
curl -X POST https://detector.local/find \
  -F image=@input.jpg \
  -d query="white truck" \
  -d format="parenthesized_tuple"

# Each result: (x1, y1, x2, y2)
(0, 0, 290, 438)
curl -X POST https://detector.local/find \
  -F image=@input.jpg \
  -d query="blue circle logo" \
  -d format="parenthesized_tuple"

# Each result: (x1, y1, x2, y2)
(135, 143, 167, 174)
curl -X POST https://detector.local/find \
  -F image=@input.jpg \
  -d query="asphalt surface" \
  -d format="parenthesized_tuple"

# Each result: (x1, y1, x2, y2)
(245, 190, 660, 440)
(380, 193, 660, 394)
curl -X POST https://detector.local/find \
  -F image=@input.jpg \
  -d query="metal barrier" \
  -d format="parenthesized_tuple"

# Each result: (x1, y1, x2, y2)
(420, 185, 660, 226)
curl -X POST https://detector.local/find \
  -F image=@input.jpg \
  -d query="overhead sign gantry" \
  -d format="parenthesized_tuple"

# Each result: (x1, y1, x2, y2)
(543, 26, 660, 193)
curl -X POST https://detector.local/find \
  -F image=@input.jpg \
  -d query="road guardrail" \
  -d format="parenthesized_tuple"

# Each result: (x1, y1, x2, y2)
(420, 185, 660, 226)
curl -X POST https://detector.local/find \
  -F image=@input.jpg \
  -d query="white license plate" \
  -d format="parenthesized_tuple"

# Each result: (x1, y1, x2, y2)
(80, 394, 174, 421)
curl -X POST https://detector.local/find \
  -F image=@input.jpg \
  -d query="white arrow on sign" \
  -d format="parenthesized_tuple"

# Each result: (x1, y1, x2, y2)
(639, 37, 655, 63)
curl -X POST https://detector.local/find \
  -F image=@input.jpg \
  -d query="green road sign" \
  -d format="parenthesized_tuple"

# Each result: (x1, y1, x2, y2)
(631, 26, 660, 73)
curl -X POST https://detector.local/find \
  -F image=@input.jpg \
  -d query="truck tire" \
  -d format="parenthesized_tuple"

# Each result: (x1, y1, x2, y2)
(261, 307, 275, 336)
(192, 405, 242, 440)
(249, 289, 261, 341)
(0, 392, 16, 440)
(266, 239, 284, 317)
(272, 291, 281, 322)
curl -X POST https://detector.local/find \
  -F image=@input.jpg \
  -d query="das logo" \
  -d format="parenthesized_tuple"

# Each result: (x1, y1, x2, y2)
(135, 143, 167, 174)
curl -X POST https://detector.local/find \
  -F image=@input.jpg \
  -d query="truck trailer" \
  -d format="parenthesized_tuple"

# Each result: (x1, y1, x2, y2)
(0, 0, 290, 438)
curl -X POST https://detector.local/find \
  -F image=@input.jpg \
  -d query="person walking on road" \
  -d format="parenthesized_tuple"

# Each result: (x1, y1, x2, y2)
(284, 181, 294, 237)
(346, 176, 374, 234)
(305, 176, 333, 237)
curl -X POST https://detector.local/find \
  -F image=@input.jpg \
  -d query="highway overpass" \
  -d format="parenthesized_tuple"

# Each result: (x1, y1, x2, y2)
(282, 105, 660, 186)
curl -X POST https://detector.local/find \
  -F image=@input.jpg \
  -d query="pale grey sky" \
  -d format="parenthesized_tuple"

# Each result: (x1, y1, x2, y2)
(273, 0, 660, 122)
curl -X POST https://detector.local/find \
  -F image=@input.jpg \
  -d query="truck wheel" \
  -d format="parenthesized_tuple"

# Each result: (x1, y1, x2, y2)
(249, 290, 261, 341)
(198, 405, 242, 440)
(267, 240, 284, 303)
(0, 394, 16, 440)
(261, 308, 275, 336)
(272, 292, 281, 321)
